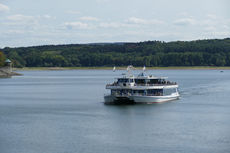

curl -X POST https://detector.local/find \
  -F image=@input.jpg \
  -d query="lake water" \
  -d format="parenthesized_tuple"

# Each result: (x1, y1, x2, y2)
(0, 70, 230, 153)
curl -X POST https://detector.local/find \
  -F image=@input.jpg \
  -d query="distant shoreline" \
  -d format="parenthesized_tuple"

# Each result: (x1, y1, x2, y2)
(14, 66, 230, 71)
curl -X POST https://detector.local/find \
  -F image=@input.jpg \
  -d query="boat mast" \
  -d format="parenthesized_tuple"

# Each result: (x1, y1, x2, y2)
(126, 65, 134, 77)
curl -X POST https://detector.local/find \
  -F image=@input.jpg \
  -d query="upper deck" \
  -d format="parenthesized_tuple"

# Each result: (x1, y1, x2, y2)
(106, 71, 178, 90)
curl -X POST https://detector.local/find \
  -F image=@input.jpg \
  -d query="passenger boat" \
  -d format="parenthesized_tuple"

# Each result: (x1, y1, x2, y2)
(104, 66, 179, 104)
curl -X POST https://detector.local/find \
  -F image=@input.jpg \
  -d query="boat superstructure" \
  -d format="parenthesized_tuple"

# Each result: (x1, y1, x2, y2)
(104, 66, 179, 104)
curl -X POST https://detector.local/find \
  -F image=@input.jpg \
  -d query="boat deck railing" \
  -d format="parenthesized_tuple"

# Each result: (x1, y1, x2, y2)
(106, 82, 177, 87)
(135, 82, 177, 86)
(132, 93, 163, 96)
(109, 92, 164, 97)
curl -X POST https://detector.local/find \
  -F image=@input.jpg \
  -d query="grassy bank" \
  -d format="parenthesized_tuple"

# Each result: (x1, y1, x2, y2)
(13, 66, 230, 71)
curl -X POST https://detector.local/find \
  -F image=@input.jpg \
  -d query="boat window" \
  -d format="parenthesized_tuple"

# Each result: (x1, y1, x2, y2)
(146, 89, 163, 96)
(111, 89, 119, 95)
(149, 79, 158, 84)
(163, 88, 177, 95)
(130, 79, 134, 83)
(133, 90, 144, 94)
(133, 89, 164, 96)
(134, 79, 145, 84)
(119, 89, 132, 94)
(148, 79, 166, 84)
(118, 78, 129, 83)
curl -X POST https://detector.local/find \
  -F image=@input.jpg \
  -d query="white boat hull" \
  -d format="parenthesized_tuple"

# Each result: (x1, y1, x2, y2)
(104, 93, 179, 104)
(131, 94, 179, 103)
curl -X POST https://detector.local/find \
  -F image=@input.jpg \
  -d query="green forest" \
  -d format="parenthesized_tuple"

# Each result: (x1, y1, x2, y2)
(1, 38, 230, 68)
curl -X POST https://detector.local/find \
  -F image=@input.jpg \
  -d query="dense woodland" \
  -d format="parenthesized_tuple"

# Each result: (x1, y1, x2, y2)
(1, 38, 230, 67)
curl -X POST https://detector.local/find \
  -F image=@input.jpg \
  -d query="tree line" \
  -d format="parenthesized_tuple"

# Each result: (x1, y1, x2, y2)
(1, 38, 230, 67)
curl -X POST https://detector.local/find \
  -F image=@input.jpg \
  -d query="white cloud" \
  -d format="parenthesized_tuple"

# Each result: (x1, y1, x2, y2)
(99, 22, 130, 28)
(204, 26, 216, 32)
(5, 14, 39, 27)
(0, 3, 9, 12)
(222, 25, 230, 30)
(128, 17, 146, 24)
(64, 21, 90, 29)
(7, 14, 35, 22)
(36, 15, 56, 20)
(201, 19, 216, 26)
(96, 0, 111, 3)
(80, 16, 99, 21)
(4, 30, 26, 35)
(173, 18, 196, 26)
(98, 17, 164, 29)
(127, 17, 164, 25)
(198, 14, 219, 27)
(207, 14, 217, 20)
(43, 15, 52, 19)
(66, 10, 80, 14)
(206, 31, 230, 37)
(179, 12, 189, 16)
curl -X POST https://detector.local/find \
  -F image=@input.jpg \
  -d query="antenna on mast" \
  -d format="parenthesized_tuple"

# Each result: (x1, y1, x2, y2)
(143, 66, 146, 72)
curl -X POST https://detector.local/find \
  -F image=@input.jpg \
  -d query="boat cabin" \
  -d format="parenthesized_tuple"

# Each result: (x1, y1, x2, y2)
(115, 75, 175, 86)
(111, 88, 177, 97)
(117, 77, 135, 87)
(134, 78, 168, 85)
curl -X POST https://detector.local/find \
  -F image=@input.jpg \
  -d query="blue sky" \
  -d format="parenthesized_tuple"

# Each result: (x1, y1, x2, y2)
(0, 0, 229, 47)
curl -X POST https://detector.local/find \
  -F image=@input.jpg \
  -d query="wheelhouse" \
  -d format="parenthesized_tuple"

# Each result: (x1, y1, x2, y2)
(117, 78, 134, 83)
(134, 78, 168, 85)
